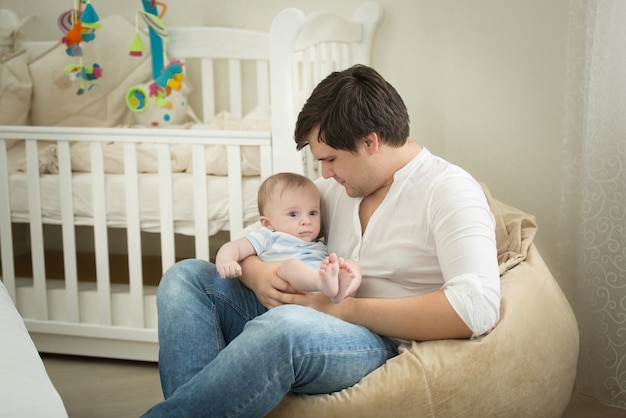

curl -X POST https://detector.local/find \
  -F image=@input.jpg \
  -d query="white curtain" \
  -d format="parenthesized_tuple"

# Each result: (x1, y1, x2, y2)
(559, 0, 626, 409)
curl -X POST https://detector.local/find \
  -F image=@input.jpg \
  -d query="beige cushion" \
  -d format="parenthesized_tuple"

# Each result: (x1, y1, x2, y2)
(28, 15, 152, 127)
(186, 106, 270, 176)
(0, 12, 35, 131)
(0, 48, 31, 127)
(268, 186, 579, 417)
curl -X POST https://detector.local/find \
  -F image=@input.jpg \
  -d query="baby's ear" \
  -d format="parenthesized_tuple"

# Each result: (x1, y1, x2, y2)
(259, 216, 272, 229)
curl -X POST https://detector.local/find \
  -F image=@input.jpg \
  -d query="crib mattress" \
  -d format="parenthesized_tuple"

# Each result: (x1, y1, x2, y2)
(9, 172, 261, 236)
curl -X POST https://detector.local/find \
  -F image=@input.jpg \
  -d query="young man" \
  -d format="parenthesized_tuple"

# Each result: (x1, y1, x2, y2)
(143, 64, 500, 417)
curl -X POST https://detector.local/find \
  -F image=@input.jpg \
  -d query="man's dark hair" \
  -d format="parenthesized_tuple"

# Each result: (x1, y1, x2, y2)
(294, 64, 410, 153)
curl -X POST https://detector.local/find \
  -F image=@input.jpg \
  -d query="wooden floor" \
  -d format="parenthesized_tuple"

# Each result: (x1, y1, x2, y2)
(42, 354, 163, 417)
(41, 354, 626, 418)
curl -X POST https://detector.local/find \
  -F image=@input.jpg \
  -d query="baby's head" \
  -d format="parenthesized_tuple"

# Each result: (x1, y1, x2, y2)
(257, 173, 321, 242)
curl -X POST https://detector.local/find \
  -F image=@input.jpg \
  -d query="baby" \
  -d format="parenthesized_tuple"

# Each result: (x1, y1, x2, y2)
(216, 172, 361, 303)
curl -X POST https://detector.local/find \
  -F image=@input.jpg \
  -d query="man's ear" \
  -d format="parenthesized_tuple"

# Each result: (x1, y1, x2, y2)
(362, 132, 380, 155)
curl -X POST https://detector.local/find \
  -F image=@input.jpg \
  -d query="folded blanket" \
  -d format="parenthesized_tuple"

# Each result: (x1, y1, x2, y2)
(481, 183, 538, 274)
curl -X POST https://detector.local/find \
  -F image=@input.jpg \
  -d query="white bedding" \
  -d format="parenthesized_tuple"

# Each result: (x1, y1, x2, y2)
(0, 279, 67, 417)
(5, 108, 271, 235)
(9, 171, 261, 236)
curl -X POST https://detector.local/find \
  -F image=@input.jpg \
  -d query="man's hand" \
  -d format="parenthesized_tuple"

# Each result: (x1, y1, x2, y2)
(280, 292, 351, 321)
(239, 257, 301, 309)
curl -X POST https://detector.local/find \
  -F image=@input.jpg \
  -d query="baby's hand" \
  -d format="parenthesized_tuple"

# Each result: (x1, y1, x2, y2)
(217, 261, 242, 279)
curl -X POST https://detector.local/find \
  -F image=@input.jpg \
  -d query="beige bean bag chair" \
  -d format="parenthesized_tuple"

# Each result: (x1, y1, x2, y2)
(269, 186, 579, 418)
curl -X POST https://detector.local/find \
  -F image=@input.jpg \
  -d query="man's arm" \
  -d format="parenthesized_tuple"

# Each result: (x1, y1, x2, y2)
(280, 290, 473, 341)
(238, 256, 472, 340)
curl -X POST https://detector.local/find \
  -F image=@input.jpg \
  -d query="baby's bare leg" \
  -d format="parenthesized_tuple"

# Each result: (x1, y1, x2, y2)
(279, 258, 325, 293)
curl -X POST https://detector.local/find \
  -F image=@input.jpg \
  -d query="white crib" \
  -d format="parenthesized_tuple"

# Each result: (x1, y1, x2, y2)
(0, 3, 382, 361)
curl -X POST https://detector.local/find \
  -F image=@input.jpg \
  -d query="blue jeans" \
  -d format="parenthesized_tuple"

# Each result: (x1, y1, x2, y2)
(142, 259, 399, 417)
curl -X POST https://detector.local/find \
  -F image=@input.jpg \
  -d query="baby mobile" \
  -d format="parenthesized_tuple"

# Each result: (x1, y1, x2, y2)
(58, 0, 102, 94)
(125, 0, 184, 119)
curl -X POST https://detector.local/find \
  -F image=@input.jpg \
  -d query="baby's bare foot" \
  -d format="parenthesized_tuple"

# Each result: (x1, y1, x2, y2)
(331, 258, 361, 304)
(337, 257, 356, 279)
(319, 253, 340, 298)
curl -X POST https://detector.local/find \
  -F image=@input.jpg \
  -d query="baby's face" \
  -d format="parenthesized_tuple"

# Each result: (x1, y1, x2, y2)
(262, 186, 321, 242)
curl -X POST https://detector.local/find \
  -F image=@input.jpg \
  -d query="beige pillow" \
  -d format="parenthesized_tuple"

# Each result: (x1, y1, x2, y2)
(28, 15, 152, 127)
(0, 13, 35, 135)
(0, 48, 31, 127)
(68, 141, 191, 174)
(187, 105, 270, 176)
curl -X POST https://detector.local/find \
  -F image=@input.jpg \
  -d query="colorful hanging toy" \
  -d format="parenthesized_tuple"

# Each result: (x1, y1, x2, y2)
(58, 0, 102, 94)
(126, 1, 185, 121)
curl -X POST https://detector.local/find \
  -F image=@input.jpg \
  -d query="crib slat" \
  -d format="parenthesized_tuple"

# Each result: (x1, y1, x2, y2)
(201, 58, 216, 122)
(300, 51, 318, 179)
(260, 144, 272, 180)
(157, 144, 176, 272)
(191, 144, 210, 261)
(0, 140, 16, 300)
(256, 60, 270, 106)
(227, 145, 244, 240)
(340, 43, 352, 70)
(57, 140, 80, 323)
(301, 51, 313, 103)
(90, 142, 112, 326)
(228, 59, 243, 118)
(314, 44, 326, 83)
(124, 143, 145, 328)
(25, 140, 48, 320)
(322, 43, 335, 76)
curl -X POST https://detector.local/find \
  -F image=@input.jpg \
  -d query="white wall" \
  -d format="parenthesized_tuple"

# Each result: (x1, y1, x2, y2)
(0, 0, 573, 292)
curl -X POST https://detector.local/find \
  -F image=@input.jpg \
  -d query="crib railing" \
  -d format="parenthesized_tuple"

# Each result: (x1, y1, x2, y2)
(0, 125, 271, 361)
